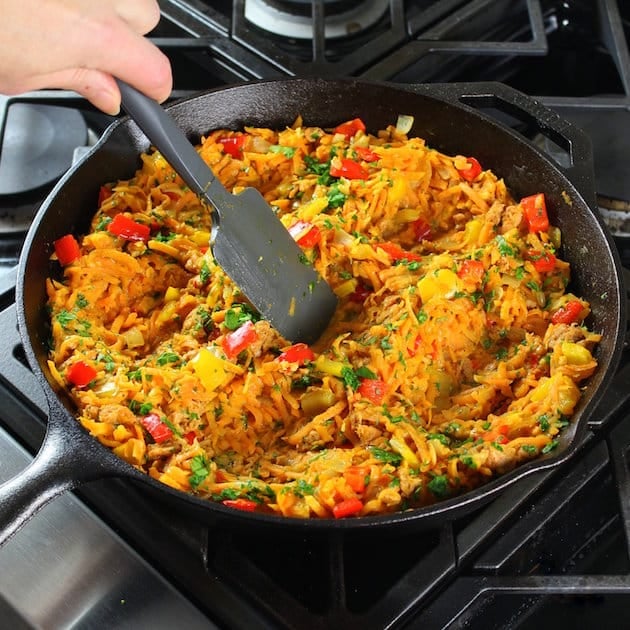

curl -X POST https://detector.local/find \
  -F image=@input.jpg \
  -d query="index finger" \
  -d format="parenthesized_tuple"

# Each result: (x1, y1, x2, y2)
(82, 19, 172, 104)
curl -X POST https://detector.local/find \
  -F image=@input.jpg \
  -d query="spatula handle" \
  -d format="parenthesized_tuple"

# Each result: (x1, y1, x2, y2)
(116, 79, 217, 199)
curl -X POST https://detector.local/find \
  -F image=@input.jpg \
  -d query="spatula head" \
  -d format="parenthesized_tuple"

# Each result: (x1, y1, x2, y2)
(206, 185, 338, 344)
(114, 80, 336, 343)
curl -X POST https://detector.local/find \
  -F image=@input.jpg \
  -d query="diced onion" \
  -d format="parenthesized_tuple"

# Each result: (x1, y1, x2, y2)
(389, 436, 420, 466)
(395, 114, 414, 135)
(301, 389, 337, 416)
(93, 380, 118, 397)
(251, 135, 271, 153)
(394, 208, 421, 224)
(123, 327, 145, 348)
(333, 228, 354, 246)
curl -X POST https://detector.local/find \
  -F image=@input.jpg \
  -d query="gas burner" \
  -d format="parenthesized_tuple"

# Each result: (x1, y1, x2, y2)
(0, 103, 87, 197)
(244, 0, 389, 39)
(598, 196, 630, 268)
(0, 193, 43, 236)
(598, 195, 630, 236)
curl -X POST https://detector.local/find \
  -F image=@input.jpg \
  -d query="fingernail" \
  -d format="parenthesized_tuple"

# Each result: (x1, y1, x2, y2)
(104, 101, 121, 117)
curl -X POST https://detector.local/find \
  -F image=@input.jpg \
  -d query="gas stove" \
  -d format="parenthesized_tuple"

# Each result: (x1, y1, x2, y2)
(1, 1, 630, 628)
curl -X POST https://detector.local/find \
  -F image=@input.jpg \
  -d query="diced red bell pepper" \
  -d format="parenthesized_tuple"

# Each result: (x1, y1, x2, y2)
(349, 283, 372, 303)
(409, 334, 422, 357)
(332, 497, 364, 519)
(67, 361, 97, 388)
(140, 413, 173, 444)
(107, 214, 151, 242)
(344, 466, 369, 494)
(355, 146, 380, 162)
(376, 242, 422, 262)
(330, 157, 369, 180)
(54, 234, 81, 266)
(527, 249, 557, 273)
(218, 134, 247, 158)
(484, 423, 509, 444)
(412, 217, 432, 242)
(334, 118, 366, 139)
(357, 378, 386, 405)
(288, 220, 322, 248)
(98, 185, 113, 206)
(222, 320, 258, 359)
(277, 343, 315, 364)
(457, 258, 485, 282)
(526, 352, 543, 369)
(457, 157, 483, 182)
(222, 498, 258, 512)
(551, 299, 584, 325)
(521, 193, 549, 233)
(184, 431, 197, 445)
(410, 335, 439, 360)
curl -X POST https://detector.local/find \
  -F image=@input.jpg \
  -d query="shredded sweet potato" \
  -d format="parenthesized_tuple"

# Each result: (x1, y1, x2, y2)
(46, 117, 600, 518)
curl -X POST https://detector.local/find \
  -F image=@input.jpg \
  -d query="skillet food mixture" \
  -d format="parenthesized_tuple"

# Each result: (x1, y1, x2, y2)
(47, 116, 601, 519)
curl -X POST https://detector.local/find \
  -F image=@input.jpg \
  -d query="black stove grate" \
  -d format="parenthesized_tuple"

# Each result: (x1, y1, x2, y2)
(3, 0, 628, 240)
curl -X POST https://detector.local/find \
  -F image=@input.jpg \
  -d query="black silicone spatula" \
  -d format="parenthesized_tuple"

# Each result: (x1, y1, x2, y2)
(116, 80, 337, 343)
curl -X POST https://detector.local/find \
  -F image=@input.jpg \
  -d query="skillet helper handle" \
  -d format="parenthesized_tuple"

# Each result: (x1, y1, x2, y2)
(116, 79, 220, 201)
(415, 82, 597, 208)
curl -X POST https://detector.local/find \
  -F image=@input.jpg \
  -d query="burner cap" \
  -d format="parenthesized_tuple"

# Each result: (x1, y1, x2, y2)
(0, 104, 88, 196)
(244, 0, 389, 39)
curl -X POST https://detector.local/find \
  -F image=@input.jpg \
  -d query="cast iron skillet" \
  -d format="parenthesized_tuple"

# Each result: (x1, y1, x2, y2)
(0, 79, 625, 544)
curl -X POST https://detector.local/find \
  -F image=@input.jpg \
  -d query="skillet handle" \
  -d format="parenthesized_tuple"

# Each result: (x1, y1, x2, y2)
(410, 82, 597, 209)
(0, 403, 109, 547)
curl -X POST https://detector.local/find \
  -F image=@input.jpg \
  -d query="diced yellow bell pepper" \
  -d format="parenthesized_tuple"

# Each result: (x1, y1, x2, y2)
(156, 299, 178, 325)
(530, 376, 551, 403)
(158, 466, 192, 491)
(113, 438, 146, 466)
(389, 436, 420, 467)
(417, 268, 460, 303)
(314, 355, 347, 378)
(561, 342, 593, 365)
(530, 373, 580, 415)
(297, 196, 329, 221)
(556, 374, 580, 415)
(191, 347, 228, 392)
(191, 230, 211, 247)
(463, 219, 482, 246)
(335, 278, 358, 298)
(164, 286, 180, 302)
(388, 176, 407, 205)
(113, 425, 133, 441)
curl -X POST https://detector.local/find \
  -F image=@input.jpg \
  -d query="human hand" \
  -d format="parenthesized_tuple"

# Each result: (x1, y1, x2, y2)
(0, 0, 172, 115)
